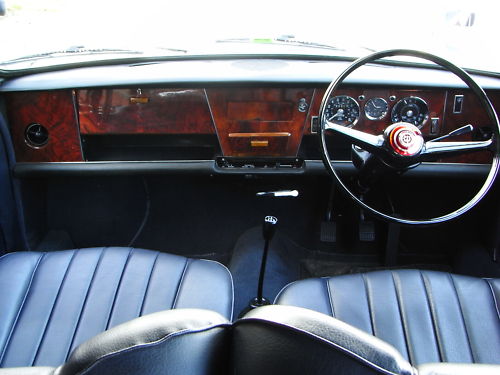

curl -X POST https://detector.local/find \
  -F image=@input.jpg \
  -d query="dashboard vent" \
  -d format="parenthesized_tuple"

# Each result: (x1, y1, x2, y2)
(25, 123, 49, 147)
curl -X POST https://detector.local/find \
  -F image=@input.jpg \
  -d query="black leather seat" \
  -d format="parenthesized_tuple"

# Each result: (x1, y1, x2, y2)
(275, 269, 500, 366)
(234, 305, 500, 375)
(0, 309, 230, 375)
(0, 247, 233, 368)
(233, 305, 415, 375)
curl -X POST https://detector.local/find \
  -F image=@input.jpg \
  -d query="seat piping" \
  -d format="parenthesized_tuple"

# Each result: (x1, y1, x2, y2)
(484, 279, 499, 319)
(0, 252, 45, 366)
(31, 250, 79, 365)
(139, 251, 160, 316)
(448, 273, 476, 363)
(390, 271, 412, 364)
(64, 247, 107, 360)
(104, 247, 134, 331)
(361, 273, 375, 336)
(324, 278, 335, 317)
(171, 258, 190, 309)
(420, 271, 443, 362)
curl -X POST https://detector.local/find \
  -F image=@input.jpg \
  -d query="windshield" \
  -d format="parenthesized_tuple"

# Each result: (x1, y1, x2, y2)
(0, 0, 498, 73)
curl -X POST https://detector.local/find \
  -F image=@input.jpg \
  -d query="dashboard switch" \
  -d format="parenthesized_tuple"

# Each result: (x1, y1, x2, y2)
(311, 116, 319, 133)
(430, 117, 440, 135)
(453, 95, 464, 113)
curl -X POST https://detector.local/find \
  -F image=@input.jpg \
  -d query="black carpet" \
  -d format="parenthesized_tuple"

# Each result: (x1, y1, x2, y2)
(229, 227, 303, 318)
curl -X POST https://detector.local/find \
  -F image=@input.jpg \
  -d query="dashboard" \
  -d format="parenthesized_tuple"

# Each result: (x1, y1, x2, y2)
(1, 58, 499, 176)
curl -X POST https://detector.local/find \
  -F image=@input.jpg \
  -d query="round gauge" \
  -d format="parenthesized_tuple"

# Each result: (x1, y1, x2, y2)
(325, 95, 360, 127)
(391, 96, 429, 127)
(364, 97, 389, 120)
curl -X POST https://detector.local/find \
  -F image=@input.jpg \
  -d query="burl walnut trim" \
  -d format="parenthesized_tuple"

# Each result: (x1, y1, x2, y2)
(6, 90, 83, 162)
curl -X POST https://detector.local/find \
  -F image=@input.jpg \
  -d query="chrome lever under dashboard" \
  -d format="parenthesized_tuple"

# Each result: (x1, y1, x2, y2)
(256, 190, 299, 198)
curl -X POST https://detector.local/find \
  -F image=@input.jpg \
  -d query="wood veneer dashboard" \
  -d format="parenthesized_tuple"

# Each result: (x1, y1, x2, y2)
(5, 86, 498, 165)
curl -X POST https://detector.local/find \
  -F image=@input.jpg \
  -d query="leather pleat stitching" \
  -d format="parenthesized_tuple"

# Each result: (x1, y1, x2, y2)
(139, 251, 160, 316)
(325, 278, 335, 318)
(32, 250, 78, 366)
(64, 247, 107, 360)
(105, 247, 134, 330)
(448, 273, 476, 363)
(420, 271, 443, 362)
(171, 258, 190, 309)
(361, 274, 375, 336)
(0, 253, 45, 366)
(390, 271, 413, 364)
(484, 279, 499, 318)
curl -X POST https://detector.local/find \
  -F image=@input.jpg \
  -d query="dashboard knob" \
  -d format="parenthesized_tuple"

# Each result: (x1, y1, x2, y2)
(25, 123, 49, 147)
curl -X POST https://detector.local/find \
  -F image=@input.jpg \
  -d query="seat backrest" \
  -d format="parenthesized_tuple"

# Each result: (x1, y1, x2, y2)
(275, 271, 500, 366)
(2, 309, 230, 375)
(0, 248, 234, 369)
(232, 305, 415, 375)
(2, 305, 499, 375)
(61, 309, 230, 375)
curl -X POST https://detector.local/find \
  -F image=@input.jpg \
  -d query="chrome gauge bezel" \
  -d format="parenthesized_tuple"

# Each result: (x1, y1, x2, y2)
(325, 95, 360, 128)
(390, 96, 429, 128)
(364, 97, 389, 120)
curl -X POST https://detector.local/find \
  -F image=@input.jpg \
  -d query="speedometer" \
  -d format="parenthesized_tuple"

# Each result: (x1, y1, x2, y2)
(391, 96, 429, 127)
(325, 95, 360, 127)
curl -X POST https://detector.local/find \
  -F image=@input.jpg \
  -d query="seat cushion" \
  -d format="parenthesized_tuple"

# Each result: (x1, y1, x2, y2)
(0, 247, 233, 368)
(275, 270, 500, 366)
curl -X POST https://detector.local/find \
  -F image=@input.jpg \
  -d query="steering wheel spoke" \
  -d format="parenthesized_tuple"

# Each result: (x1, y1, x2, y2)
(324, 120, 384, 154)
(421, 138, 494, 160)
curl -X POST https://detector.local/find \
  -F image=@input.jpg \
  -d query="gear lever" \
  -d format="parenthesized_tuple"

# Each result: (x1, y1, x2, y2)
(245, 215, 278, 311)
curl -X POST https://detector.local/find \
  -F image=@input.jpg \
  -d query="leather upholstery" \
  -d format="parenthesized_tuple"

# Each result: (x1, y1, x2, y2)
(57, 309, 229, 375)
(0, 309, 230, 375)
(275, 270, 500, 366)
(0, 247, 233, 368)
(417, 363, 500, 375)
(233, 305, 415, 375)
(0, 368, 54, 375)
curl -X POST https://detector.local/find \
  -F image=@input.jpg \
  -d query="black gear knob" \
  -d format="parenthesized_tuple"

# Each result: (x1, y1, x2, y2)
(263, 215, 278, 241)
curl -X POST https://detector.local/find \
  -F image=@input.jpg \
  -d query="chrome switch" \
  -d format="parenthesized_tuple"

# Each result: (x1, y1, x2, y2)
(430, 117, 440, 135)
(453, 95, 464, 114)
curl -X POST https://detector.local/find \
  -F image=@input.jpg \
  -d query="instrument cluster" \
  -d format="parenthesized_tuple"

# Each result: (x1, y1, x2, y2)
(325, 94, 430, 128)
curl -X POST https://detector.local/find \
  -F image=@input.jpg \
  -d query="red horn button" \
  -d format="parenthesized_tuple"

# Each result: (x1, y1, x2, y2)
(388, 124, 424, 156)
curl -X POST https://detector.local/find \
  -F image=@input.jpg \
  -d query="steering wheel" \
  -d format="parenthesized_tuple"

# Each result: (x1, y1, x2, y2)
(319, 49, 499, 225)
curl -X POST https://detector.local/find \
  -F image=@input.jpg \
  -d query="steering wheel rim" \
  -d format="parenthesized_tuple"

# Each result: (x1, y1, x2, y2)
(319, 49, 499, 225)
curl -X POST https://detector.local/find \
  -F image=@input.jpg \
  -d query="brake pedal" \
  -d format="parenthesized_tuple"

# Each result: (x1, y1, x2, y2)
(321, 221, 337, 243)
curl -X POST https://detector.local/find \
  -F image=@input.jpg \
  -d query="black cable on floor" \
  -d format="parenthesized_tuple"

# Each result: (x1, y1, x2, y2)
(128, 178, 151, 247)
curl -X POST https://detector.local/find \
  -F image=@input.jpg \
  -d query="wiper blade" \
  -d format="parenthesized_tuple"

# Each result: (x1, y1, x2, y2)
(274, 36, 345, 51)
(216, 37, 343, 50)
(0, 46, 187, 65)
(0, 47, 143, 64)
(216, 36, 374, 53)
(275, 36, 376, 53)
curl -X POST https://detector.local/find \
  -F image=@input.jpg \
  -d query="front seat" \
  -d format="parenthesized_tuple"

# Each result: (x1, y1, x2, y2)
(0, 247, 233, 368)
(275, 269, 500, 365)
(233, 305, 500, 375)
(1, 309, 230, 375)
(233, 305, 415, 375)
